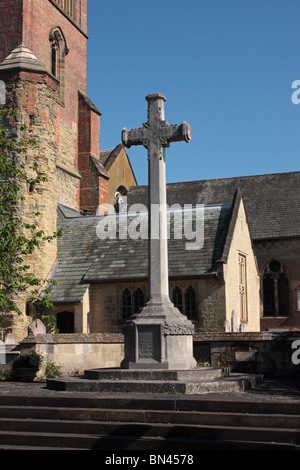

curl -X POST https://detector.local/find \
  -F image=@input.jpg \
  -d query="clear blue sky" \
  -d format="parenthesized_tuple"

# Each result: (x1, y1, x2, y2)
(87, 0, 300, 186)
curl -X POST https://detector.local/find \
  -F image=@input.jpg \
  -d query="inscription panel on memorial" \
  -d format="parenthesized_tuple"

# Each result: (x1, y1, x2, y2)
(138, 325, 161, 361)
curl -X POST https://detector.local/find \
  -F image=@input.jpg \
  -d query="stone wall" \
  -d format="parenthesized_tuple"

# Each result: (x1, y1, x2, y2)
(18, 331, 300, 377)
(20, 333, 124, 375)
(90, 279, 227, 335)
(194, 331, 300, 377)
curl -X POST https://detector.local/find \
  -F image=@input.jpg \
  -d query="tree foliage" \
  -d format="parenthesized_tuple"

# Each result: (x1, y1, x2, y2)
(0, 109, 61, 321)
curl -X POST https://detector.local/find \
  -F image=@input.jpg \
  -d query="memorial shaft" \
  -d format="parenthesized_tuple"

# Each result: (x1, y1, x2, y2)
(122, 93, 192, 308)
(121, 93, 196, 369)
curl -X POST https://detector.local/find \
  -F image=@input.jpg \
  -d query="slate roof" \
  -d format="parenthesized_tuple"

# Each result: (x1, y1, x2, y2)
(50, 202, 234, 303)
(127, 171, 300, 241)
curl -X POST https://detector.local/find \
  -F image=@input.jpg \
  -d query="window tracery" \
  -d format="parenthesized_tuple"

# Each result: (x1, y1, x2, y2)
(49, 26, 68, 103)
(172, 284, 197, 320)
(262, 260, 290, 316)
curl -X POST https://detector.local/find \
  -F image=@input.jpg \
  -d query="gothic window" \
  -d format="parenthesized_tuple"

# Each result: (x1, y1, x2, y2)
(49, 26, 68, 103)
(133, 288, 144, 314)
(238, 254, 248, 322)
(262, 260, 290, 317)
(121, 287, 145, 318)
(185, 286, 196, 320)
(171, 284, 197, 320)
(114, 186, 128, 213)
(121, 288, 132, 319)
(28, 182, 35, 193)
(172, 286, 183, 313)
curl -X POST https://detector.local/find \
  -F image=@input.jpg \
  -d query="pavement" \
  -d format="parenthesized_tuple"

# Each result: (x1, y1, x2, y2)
(0, 377, 299, 403)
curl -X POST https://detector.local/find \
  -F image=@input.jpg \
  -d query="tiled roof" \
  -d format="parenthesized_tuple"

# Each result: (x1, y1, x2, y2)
(127, 171, 300, 240)
(50, 202, 233, 303)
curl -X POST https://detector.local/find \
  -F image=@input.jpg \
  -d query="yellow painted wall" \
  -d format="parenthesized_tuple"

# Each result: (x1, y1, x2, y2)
(223, 199, 260, 332)
(107, 147, 137, 207)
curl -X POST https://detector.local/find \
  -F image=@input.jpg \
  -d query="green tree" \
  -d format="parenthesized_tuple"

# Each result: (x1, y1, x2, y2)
(0, 109, 61, 325)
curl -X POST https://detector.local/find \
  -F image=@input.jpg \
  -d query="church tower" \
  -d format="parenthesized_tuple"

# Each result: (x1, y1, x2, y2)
(0, 0, 106, 340)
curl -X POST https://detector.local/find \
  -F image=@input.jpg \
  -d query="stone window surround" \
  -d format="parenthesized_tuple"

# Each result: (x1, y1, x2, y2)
(49, 26, 69, 105)
(238, 253, 248, 323)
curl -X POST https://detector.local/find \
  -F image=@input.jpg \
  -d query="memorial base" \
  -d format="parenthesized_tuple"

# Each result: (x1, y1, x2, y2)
(121, 299, 197, 370)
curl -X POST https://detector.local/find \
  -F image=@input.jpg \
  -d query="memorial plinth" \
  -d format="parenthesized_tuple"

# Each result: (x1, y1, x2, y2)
(121, 93, 196, 370)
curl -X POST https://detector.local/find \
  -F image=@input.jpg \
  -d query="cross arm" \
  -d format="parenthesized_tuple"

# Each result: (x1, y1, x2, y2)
(122, 126, 149, 148)
(159, 121, 192, 146)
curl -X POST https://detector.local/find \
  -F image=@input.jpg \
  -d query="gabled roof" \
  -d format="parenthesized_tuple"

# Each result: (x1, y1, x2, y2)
(100, 145, 123, 171)
(50, 197, 240, 303)
(100, 144, 138, 185)
(127, 171, 300, 241)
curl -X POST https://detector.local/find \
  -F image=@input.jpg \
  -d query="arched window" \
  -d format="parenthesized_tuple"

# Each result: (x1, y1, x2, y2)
(49, 26, 68, 103)
(133, 288, 144, 314)
(121, 288, 132, 319)
(185, 286, 196, 320)
(57, 311, 74, 333)
(114, 186, 128, 213)
(262, 260, 290, 317)
(172, 286, 183, 313)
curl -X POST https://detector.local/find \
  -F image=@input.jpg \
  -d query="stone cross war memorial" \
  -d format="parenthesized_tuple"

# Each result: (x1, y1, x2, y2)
(121, 93, 197, 370)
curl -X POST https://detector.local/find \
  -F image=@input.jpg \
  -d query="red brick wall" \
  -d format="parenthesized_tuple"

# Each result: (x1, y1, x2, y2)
(78, 91, 106, 213)
(22, 0, 87, 138)
(0, 1, 88, 172)
(0, 0, 96, 212)
(0, 0, 23, 63)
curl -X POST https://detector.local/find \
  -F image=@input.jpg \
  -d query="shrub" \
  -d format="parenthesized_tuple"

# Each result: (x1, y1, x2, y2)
(12, 352, 43, 369)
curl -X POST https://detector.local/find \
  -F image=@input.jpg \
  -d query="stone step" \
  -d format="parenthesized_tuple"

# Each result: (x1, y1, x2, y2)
(0, 382, 299, 450)
(0, 422, 299, 450)
(0, 406, 299, 429)
(2, 391, 300, 415)
(47, 372, 263, 394)
(0, 440, 298, 451)
(83, 367, 228, 381)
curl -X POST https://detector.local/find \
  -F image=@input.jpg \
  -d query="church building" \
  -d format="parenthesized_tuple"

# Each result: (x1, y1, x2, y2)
(0, 1, 299, 344)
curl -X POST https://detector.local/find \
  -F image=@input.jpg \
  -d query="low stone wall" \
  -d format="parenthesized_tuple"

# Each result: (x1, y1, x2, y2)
(19, 331, 300, 377)
(20, 333, 124, 375)
(194, 331, 300, 377)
